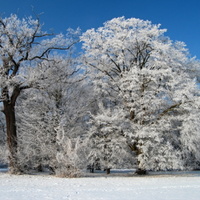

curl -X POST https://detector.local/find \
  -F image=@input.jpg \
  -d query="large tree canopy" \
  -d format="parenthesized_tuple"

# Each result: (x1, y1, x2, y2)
(81, 17, 200, 172)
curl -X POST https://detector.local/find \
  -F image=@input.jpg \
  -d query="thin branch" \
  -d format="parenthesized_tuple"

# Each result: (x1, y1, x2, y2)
(159, 102, 182, 117)
(106, 53, 122, 74)
(28, 42, 76, 61)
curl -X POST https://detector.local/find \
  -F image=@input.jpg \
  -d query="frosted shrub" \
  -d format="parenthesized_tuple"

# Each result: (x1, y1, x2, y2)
(54, 125, 85, 177)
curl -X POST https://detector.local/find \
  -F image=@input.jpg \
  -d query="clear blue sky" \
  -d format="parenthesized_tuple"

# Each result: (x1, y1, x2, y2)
(0, 0, 200, 59)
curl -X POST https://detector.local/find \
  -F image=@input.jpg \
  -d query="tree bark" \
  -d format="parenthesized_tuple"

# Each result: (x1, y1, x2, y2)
(104, 168, 111, 174)
(3, 102, 19, 173)
(135, 168, 147, 175)
(3, 87, 21, 173)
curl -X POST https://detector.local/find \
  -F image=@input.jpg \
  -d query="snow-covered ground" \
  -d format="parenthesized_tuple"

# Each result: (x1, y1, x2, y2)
(0, 169, 200, 200)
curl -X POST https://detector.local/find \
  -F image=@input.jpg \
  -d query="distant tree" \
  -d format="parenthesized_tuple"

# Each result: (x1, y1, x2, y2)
(0, 14, 79, 173)
(81, 17, 200, 173)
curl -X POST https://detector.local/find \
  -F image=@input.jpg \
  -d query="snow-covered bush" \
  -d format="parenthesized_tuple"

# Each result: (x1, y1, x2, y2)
(53, 125, 85, 177)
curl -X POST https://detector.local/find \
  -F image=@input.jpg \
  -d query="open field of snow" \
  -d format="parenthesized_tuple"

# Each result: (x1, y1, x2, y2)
(0, 170, 200, 200)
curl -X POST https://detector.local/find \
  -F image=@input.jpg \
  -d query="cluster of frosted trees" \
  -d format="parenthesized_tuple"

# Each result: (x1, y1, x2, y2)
(0, 15, 200, 176)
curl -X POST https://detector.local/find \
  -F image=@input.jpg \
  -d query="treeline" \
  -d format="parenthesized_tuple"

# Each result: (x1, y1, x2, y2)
(0, 15, 200, 176)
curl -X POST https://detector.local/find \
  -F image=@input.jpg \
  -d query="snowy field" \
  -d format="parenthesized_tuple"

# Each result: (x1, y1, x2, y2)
(0, 169, 200, 200)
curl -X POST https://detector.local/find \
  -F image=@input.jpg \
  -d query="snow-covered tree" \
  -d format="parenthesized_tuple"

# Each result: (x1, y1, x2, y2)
(180, 96, 200, 169)
(81, 17, 200, 173)
(0, 14, 79, 173)
(51, 75, 99, 176)
(15, 54, 96, 176)
(87, 103, 135, 174)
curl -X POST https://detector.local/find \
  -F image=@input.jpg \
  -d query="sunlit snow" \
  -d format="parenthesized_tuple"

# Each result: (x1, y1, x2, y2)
(0, 170, 200, 200)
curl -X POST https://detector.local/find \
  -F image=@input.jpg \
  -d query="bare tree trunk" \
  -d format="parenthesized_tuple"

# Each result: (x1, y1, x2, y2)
(104, 168, 111, 174)
(129, 140, 147, 175)
(3, 87, 21, 174)
(3, 102, 19, 173)
(106, 168, 110, 174)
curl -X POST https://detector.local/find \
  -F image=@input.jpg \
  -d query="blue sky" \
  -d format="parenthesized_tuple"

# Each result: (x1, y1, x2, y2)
(0, 0, 200, 59)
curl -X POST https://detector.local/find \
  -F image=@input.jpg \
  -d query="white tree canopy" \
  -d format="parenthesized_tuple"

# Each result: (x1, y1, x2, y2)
(81, 17, 200, 171)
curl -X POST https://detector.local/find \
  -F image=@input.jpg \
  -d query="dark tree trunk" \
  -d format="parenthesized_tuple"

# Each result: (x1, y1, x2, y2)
(3, 87, 21, 173)
(129, 141, 147, 175)
(3, 102, 19, 173)
(135, 168, 147, 175)
(106, 168, 111, 174)
(104, 168, 111, 174)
